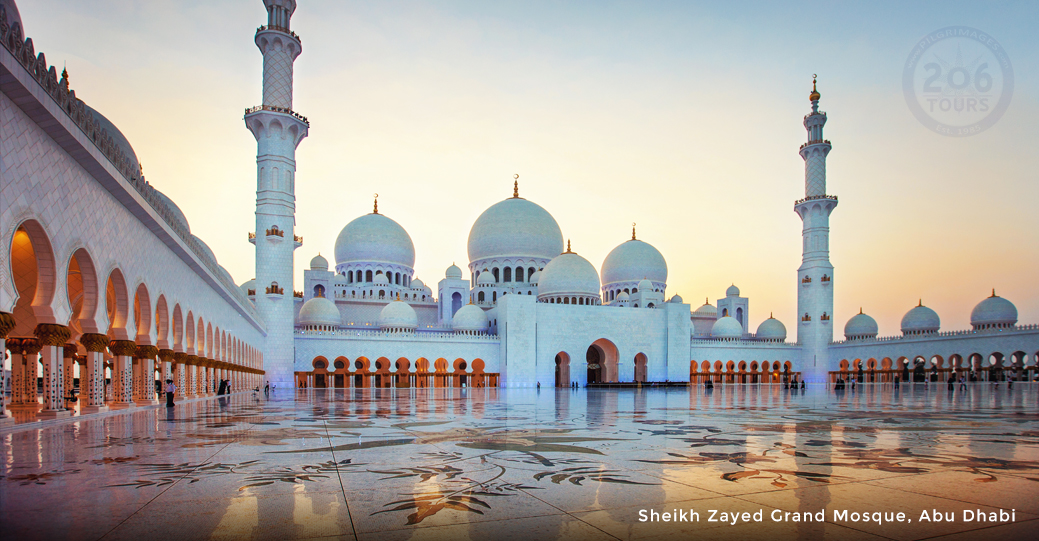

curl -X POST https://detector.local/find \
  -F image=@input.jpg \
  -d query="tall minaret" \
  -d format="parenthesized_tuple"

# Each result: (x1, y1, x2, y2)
(245, 0, 308, 387)
(795, 76, 837, 384)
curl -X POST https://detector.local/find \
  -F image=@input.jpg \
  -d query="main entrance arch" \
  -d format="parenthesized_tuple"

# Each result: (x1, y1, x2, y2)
(586, 338, 619, 384)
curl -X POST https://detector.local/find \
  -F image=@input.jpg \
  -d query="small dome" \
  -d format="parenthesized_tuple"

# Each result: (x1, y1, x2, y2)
(411, 277, 425, 289)
(529, 270, 541, 284)
(537, 251, 601, 299)
(616, 291, 630, 301)
(239, 278, 256, 296)
(901, 302, 940, 334)
(334, 212, 415, 268)
(693, 300, 717, 317)
(467, 196, 564, 263)
(154, 189, 190, 233)
(378, 300, 418, 330)
(637, 278, 654, 293)
(333, 274, 347, 284)
(726, 284, 740, 297)
(310, 253, 329, 271)
(85, 105, 141, 176)
(600, 239, 667, 286)
(477, 272, 496, 285)
(445, 263, 462, 280)
(844, 310, 879, 339)
(711, 316, 743, 339)
(756, 317, 787, 341)
(374, 273, 389, 285)
(298, 297, 340, 327)
(452, 303, 489, 333)
(669, 294, 683, 304)
(970, 292, 1018, 328)
(191, 235, 218, 264)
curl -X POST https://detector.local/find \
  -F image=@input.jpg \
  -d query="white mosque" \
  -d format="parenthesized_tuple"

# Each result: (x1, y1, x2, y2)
(1, 0, 1037, 419)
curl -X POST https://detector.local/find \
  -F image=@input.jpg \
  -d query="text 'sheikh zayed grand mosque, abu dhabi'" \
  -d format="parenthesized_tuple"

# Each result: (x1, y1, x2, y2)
(2, 0, 1038, 414)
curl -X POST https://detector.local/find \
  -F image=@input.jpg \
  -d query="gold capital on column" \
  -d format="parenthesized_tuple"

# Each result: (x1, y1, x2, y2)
(174, 352, 188, 364)
(80, 333, 109, 353)
(135, 345, 159, 359)
(63, 344, 77, 358)
(0, 312, 15, 338)
(33, 323, 71, 347)
(158, 349, 175, 362)
(185, 355, 199, 365)
(109, 340, 138, 357)
(21, 337, 42, 355)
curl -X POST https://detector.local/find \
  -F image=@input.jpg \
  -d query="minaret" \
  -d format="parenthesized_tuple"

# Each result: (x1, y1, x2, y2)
(795, 76, 837, 383)
(245, 0, 308, 387)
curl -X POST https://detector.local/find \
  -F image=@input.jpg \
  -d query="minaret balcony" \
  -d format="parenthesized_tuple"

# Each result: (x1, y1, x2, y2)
(248, 232, 256, 245)
(256, 25, 302, 44)
(799, 139, 831, 150)
(794, 194, 838, 206)
(244, 105, 309, 126)
(294, 235, 303, 249)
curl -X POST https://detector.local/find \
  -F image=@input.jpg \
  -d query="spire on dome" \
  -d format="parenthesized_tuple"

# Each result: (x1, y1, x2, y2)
(373, 193, 379, 214)
(991, 288, 997, 297)
(513, 174, 520, 198)
(564, 239, 572, 253)
(61, 65, 69, 92)
(632, 222, 636, 240)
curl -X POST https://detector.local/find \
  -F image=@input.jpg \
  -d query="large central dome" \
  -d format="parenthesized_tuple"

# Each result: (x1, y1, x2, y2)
(467, 197, 563, 262)
(334, 213, 415, 267)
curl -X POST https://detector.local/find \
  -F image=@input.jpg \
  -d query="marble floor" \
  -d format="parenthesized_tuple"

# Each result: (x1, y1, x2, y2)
(1, 384, 1037, 541)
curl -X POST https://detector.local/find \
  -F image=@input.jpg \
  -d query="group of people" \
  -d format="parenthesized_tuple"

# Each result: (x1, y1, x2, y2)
(160, 378, 235, 407)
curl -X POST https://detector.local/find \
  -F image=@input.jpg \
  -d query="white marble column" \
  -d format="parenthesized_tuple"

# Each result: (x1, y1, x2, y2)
(108, 340, 137, 409)
(79, 334, 110, 413)
(35, 324, 71, 418)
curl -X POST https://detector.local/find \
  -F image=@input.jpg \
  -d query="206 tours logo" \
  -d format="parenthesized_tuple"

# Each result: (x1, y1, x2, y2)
(903, 26, 1014, 137)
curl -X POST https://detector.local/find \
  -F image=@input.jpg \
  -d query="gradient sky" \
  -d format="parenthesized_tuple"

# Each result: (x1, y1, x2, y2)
(16, 0, 1039, 336)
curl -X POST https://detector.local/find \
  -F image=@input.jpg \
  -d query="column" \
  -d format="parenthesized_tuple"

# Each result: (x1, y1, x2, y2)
(0, 313, 14, 423)
(159, 349, 174, 392)
(63, 344, 76, 406)
(79, 334, 109, 413)
(19, 339, 42, 408)
(206, 362, 215, 395)
(174, 352, 188, 398)
(134, 345, 159, 405)
(108, 340, 138, 409)
(34, 324, 72, 418)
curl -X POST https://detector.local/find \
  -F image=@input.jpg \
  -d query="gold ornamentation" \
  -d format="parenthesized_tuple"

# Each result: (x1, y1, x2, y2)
(79, 333, 109, 353)
(174, 352, 188, 363)
(21, 338, 42, 355)
(513, 174, 519, 198)
(158, 349, 175, 362)
(63, 344, 77, 358)
(373, 193, 379, 214)
(109, 340, 138, 357)
(33, 323, 71, 346)
(135, 345, 159, 359)
(0, 312, 16, 338)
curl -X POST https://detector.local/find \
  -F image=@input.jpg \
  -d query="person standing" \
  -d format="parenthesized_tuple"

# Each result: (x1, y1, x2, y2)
(164, 379, 176, 407)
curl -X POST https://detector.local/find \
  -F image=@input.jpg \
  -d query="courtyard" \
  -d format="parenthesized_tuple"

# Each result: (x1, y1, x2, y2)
(1, 385, 1037, 540)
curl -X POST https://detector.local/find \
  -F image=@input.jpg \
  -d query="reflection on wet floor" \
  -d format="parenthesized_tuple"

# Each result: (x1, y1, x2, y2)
(2, 384, 1038, 540)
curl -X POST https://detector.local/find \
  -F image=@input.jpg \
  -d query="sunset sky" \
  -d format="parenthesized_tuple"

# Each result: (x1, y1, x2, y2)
(17, 0, 1039, 335)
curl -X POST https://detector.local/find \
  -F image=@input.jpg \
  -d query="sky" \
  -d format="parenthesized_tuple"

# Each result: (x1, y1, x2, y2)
(15, 0, 1039, 336)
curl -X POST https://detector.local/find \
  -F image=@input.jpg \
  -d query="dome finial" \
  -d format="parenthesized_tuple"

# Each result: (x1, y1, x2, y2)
(770, 312, 773, 319)
(513, 174, 519, 198)
(918, 298, 922, 307)
(859, 307, 863, 314)
(373, 193, 379, 214)
(809, 74, 820, 101)
(61, 64, 70, 91)
(632, 222, 636, 240)
(991, 288, 997, 297)
(396, 292, 401, 301)
(565, 239, 572, 253)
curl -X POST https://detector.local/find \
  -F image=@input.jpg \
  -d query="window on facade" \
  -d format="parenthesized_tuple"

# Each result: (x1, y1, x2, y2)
(379, 290, 385, 299)
(515, 267, 524, 282)
(528, 267, 536, 281)
(624, 288, 630, 294)
(478, 291, 485, 302)
(366, 270, 373, 282)
(503, 267, 512, 282)
(492, 291, 497, 302)
(492, 268, 500, 282)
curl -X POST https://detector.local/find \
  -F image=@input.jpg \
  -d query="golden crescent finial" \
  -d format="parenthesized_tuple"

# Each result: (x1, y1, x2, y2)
(373, 193, 379, 214)
(513, 175, 519, 198)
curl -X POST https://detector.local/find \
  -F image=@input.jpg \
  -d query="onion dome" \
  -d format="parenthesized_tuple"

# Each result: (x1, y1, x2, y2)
(901, 301, 940, 335)
(445, 263, 462, 280)
(467, 193, 563, 262)
(298, 297, 340, 328)
(970, 290, 1018, 329)
(528, 270, 541, 285)
(616, 291, 630, 302)
(477, 272, 496, 286)
(85, 104, 141, 175)
(711, 316, 744, 340)
(637, 278, 654, 293)
(154, 189, 190, 233)
(333, 274, 347, 285)
(411, 277, 426, 289)
(600, 239, 667, 286)
(756, 315, 787, 342)
(669, 294, 683, 304)
(693, 299, 717, 317)
(452, 303, 489, 333)
(334, 212, 415, 268)
(844, 309, 879, 340)
(374, 273, 389, 285)
(536, 244, 601, 301)
(239, 278, 256, 296)
(191, 235, 218, 264)
(309, 253, 328, 271)
(726, 284, 740, 297)
(378, 299, 418, 331)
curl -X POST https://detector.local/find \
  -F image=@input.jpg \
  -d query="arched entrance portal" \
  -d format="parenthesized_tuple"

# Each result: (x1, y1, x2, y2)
(634, 353, 648, 382)
(586, 338, 619, 384)
(555, 352, 570, 387)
